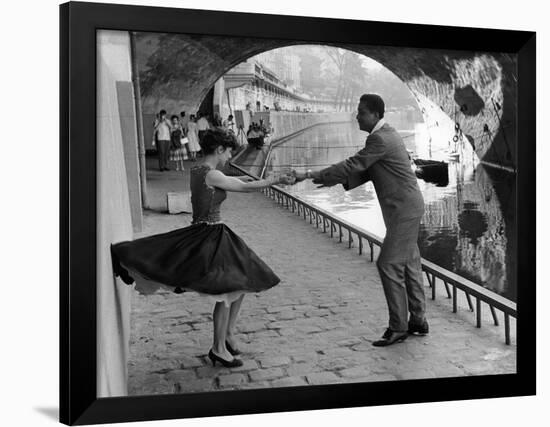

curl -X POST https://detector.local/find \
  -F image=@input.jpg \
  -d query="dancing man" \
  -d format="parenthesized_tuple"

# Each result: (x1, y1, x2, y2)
(293, 94, 428, 346)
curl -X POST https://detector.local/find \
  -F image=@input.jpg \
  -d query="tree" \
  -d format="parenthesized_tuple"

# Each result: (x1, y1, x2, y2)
(297, 50, 325, 95)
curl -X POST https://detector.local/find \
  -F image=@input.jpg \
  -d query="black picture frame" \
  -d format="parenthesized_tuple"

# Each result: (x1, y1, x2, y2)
(60, 1, 536, 425)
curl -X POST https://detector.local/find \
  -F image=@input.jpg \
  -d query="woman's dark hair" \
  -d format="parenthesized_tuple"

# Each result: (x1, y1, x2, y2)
(359, 94, 385, 118)
(171, 115, 179, 121)
(159, 109, 167, 116)
(200, 128, 238, 155)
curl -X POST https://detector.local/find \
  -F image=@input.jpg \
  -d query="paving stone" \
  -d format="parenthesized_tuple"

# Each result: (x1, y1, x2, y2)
(275, 311, 303, 321)
(177, 355, 205, 369)
(229, 359, 259, 372)
(320, 347, 354, 358)
(286, 363, 321, 377)
(296, 325, 324, 334)
(271, 376, 308, 388)
(266, 306, 294, 314)
(237, 322, 268, 333)
(218, 373, 248, 388)
(431, 364, 466, 378)
(164, 369, 198, 383)
(239, 381, 270, 390)
(359, 373, 399, 382)
(259, 356, 291, 368)
(291, 304, 317, 312)
(196, 365, 230, 378)
(176, 378, 216, 393)
(397, 370, 438, 380)
(339, 366, 372, 378)
(336, 337, 364, 347)
(317, 358, 354, 371)
(277, 328, 298, 337)
(246, 330, 281, 341)
(304, 309, 332, 318)
(249, 368, 285, 382)
(306, 372, 341, 385)
(167, 324, 193, 332)
(350, 343, 374, 352)
(291, 353, 319, 364)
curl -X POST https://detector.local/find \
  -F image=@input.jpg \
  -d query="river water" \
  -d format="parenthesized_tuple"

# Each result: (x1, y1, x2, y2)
(264, 122, 516, 302)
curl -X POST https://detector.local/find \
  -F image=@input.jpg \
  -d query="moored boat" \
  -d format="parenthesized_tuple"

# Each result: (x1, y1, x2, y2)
(413, 158, 449, 187)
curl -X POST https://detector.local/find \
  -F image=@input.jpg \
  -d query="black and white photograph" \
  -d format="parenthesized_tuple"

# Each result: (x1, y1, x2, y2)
(99, 27, 519, 397)
(0, 0, 539, 426)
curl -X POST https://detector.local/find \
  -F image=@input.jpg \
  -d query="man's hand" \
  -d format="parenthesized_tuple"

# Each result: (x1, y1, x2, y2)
(279, 173, 296, 185)
(270, 172, 296, 185)
(291, 170, 307, 183)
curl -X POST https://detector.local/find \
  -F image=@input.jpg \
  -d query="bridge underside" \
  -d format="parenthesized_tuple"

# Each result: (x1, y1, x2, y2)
(135, 32, 516, 169)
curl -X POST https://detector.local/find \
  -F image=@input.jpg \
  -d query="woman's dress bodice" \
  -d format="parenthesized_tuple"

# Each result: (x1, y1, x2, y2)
(187, 122, 198, 135)
(190, 164, 227, 224)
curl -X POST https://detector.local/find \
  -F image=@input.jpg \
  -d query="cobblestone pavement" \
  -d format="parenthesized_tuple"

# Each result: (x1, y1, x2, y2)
(128, 163, 516, 395)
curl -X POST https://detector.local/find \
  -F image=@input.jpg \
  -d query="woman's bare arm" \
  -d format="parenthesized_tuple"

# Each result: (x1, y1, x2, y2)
(205, 170, 285, 192)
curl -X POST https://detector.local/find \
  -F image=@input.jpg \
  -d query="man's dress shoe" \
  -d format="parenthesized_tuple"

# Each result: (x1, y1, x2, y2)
(372, 328, 408, 347)
(408, 319, 429, 335)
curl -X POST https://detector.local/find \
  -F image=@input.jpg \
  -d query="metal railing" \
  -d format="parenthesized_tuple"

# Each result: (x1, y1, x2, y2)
(229, 161, 517, 345)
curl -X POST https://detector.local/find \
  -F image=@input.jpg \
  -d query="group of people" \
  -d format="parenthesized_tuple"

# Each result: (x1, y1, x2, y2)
(153, 110, 229, 171)
(112, 94, 428, 369)
(245, 100, 315, 113)
(152, 110, 204, 171)
(246, 120, 271, 149)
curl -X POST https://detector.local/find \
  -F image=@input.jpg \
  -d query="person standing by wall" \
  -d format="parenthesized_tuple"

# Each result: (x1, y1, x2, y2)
(197, 112, 211, 145)
(186, 114, 201, 161)
(153, 109, 172, 171)
(169, 115, 186, 171)
(222, 114, 235, 134)
(179, 110, 189, 130)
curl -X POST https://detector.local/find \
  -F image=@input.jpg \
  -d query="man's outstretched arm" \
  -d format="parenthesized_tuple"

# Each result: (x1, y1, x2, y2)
(294, 134, 386, 190)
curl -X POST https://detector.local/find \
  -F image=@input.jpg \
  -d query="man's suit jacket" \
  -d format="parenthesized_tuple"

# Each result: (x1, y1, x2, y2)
(316, 123, 424, 227)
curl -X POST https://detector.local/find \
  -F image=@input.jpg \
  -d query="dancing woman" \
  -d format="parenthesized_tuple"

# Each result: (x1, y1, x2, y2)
(111, 128, 294, 367)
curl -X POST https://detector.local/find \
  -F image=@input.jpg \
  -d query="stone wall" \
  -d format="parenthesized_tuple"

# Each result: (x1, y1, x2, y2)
(250, 111, 353, 142)
(96, 30, 138, 397)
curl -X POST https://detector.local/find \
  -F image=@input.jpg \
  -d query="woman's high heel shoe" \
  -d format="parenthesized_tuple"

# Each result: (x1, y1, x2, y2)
(225, 340, 242, 356)
(208, 349, 243, 368)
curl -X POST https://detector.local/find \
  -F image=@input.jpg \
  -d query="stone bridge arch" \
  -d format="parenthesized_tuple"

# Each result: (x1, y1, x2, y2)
(135, 32, 516, 169)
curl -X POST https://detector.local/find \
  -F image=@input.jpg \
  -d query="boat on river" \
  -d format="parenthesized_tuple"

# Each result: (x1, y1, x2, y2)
(413, 158, 449, 187)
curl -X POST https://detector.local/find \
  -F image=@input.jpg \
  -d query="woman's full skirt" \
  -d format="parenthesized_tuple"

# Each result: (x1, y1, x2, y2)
(111, 223, 280, 301)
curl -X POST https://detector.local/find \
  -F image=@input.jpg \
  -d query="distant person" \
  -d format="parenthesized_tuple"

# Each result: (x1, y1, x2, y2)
(197, 113, 210, 143)
(292, 94, 428, 347)
(169, 115, 186, 171)
(256, 100, 261, 112)
(153, 109, 172, 171)
(223, 114, 235, 133)
(179, 111, 189, 130)
(111, 128, 295, 368)
(151, 113, 160, 147)
(247, 123, 264, 150)
(179, 111, 191, 158)
(186, 114, 201, 161)
(213, 113, 223, 127)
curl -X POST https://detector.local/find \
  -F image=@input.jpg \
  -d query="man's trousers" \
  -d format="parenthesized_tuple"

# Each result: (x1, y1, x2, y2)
(376, 215, 426, 332)
(157, 140, 170, 170)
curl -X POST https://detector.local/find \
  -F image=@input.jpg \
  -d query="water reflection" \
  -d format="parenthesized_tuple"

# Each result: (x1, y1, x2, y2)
(263, 122, 516, 301)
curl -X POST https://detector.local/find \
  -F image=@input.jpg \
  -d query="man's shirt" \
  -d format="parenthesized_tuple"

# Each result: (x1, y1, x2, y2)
(156, 119, 171, 140)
